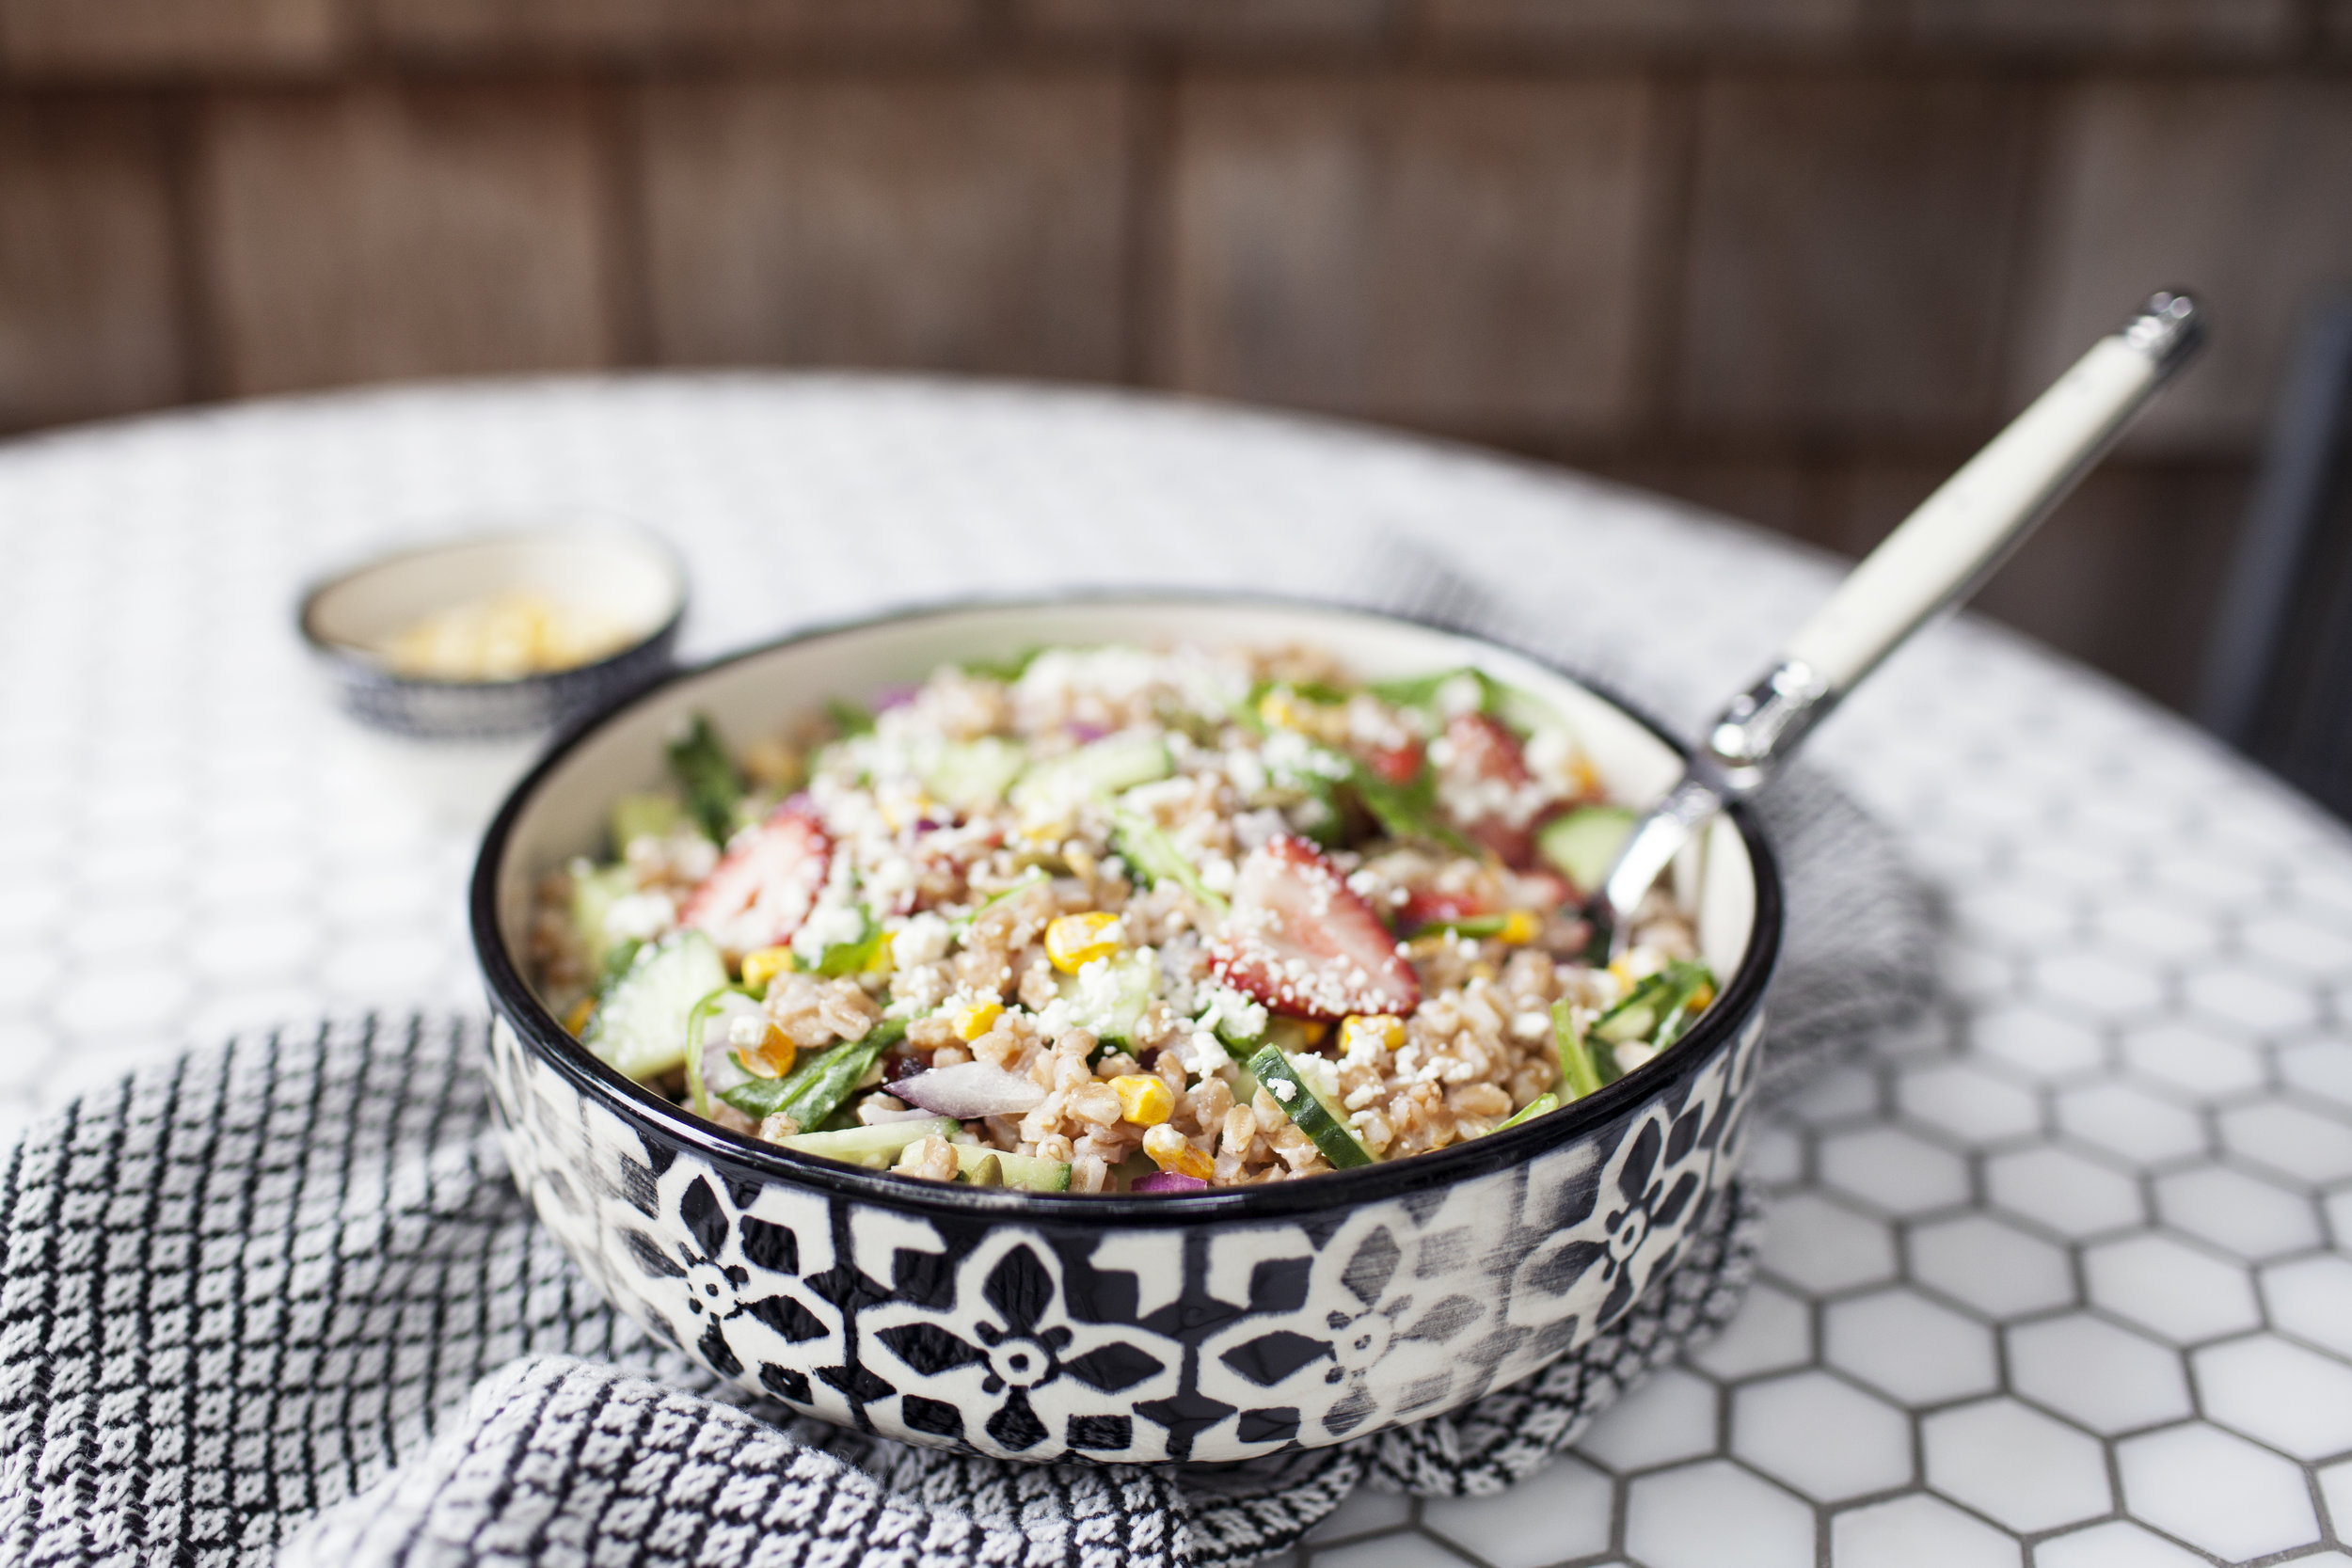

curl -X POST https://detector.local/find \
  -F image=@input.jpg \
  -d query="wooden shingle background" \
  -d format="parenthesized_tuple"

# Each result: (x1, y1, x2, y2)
(2, 0, 2347, 714)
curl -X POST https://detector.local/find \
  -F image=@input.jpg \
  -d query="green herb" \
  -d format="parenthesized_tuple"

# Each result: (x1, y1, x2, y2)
(961, 647, 1045, 683)
(720, 1019, 906, 1128)
(665, 715, 745, 844)
(813, 909, 888, 978)
(1553, 999, 1608, 1101)
(683, 986, 746, 1119)
(951, 868, 1052, 937)
(1495, 1092, 1560, 1132)
(1341, 751, 1480, 857)
(1593, 959, 1716, 1050)
(825, 698, 875, 736)
(1407, 911, 1514, 941)
(597, 938, 645, 991)
(1368, 667, 1508, 715)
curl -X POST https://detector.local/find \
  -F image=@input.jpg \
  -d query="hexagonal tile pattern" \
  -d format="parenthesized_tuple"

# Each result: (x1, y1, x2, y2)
(1831, 1494, 2020, 1568)
(1983, 1146, 2142, 1240)
(1924, 1398, 2112, 1533)
(1898, 1061, 2042, 1147)
(1760, 1192, 1899, 1295)
(2119, 1423, 2322, 1562)
(1624, 1461, 1814, 1568)
(2032, 1520, 2213, 1568)
(1573, 1366, 1720, 1474)
(1686, 1280, 1812, 1381)
(2120, 1020, 2267, 1098)
(2085, 1233, 2264, 1344)
(2193, 1335, 2352, 1461)
(2154, 1164, 2325, 1259)
(1820, 1127, 1972, 1217)
(1909, 1214, 2075, 1320)
(1734, 1370, 1913, 1502)
(2219, 1101, 2352, 1186)
(2262, 1254, 2352, 1358)
(1421, 1456, 1613, 1567)
(2056, 1083, 2207, 1166)
(7, 383, 2352, 1568)
(2006, 1314, 2191, 1435)
(1826, 1288, 1997, 1406)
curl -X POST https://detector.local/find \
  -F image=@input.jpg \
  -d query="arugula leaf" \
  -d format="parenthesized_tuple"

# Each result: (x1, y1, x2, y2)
(813, 909, 888, 977)
(961, 646, 1045, 683)
(825, 698, 876, 737)
(720, 1019, 906, 1127)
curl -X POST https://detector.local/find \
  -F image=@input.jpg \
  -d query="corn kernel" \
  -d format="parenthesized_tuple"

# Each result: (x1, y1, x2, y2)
(1499, 910, 1541, 944)
(1689, 982, 1716, 1011)
(741, 945, 796, 990)
(1112, 1074, 1174, 1127)
(755, 1029, 797, 1079)
(1341, 1014, 1406, 1053)
(564, 997, 596, 1036)
(1293, 1018, 1329, 1046)
(1143, 1123, 1214, 1180)
(1258, 691, 1299, 731)
(952, 999, 1005, 1041)
(1045, 911, 1122, 973)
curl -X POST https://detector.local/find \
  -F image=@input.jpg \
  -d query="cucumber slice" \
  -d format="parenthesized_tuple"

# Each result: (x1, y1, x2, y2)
(1537, 805, 1639, 895)
(1012, 731, 1174, 817)
(1056, 947, 1158, 1045)
(582, 931, 730, 1081)
(924, 736, 1029, 811)
(1495, 1091, 1559, 1132)
(1246, 1044, 1374, 1169)
(777, 1117, 958, 1169)
(951, 1144, 1073, 1193)
(1110, 805, 1229, 914)
(568, 860, 639, 969)
(610, 793, 684, 853)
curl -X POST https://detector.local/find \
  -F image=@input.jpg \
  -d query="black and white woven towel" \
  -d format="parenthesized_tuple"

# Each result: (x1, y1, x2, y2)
(0, 777, 1930, 1568)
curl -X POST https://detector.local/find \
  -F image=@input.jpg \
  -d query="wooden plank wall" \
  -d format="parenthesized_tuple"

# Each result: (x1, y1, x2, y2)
(2, 0, 2347, 711)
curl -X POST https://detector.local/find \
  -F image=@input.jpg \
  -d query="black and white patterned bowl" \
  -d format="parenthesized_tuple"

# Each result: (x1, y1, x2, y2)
(299, 528, 686, 742)
(469, 596, 1782, 1465)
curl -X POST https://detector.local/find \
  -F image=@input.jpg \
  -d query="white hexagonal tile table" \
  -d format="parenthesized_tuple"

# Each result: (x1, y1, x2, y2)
(1, 377, 2347, 1565)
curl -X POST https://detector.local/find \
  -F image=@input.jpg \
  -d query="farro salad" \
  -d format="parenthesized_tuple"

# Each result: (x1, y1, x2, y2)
(532, 644, 1716, 1195)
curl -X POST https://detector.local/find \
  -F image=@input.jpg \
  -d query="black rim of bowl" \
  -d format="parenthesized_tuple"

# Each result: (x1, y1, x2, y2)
(296, 527, 689, 694)
(470, 589, 1785, 1225)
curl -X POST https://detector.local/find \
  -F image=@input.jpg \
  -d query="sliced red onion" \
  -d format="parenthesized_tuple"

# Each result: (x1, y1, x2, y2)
(875, 683, 921, 711)
(862, 1103, 948, 1125)
(1132, 1171, 1210, 1194)
(893, 1060, 1045, 1118)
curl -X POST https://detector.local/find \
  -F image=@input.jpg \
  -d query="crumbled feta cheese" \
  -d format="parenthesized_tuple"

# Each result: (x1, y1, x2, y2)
(727, 1013, 767, 1049)
(604, 892, 676, 943)
(892, 911, 951, 968)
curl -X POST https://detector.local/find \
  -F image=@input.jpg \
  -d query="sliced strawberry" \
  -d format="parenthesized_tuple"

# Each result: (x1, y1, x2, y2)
(680, 800, 831, 957)
(1438, 714, 1544, 866)
(1209, 835, 1421, 1021)
(1364, 736, 1424, 786)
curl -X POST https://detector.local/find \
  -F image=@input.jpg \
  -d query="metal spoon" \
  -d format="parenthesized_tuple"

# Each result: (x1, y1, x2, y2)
(1584, 291, 2206, 962)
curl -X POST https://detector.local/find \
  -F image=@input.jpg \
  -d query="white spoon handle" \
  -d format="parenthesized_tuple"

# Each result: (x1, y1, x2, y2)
(1785, 295, 2202, 694)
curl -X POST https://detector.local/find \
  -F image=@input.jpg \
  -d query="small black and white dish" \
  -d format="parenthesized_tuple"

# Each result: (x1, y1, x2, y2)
(300, 527, 685, 820)
(469, 595, 1782, 1465)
